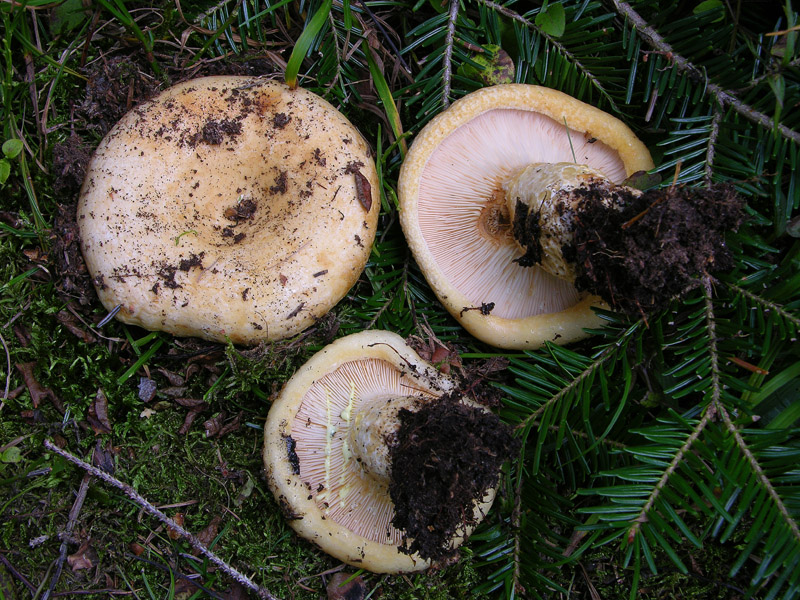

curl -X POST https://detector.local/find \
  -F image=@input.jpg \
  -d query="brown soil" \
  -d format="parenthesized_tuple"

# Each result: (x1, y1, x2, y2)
(511, 182, 745, 316)
(572, 183, 745, 315)
(388, 394, 519, 562)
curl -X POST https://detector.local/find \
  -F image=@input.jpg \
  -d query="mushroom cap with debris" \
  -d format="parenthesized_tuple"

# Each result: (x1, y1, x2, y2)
(398, 84, 654, 349)
(78, 76, 379, 344)
(262, 330, 503, 573)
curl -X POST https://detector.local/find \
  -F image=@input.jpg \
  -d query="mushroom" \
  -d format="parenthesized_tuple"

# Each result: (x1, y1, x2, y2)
(398, 84, 654, 349)
(263, 330, 516, 572)
(78, 76, 379, 344)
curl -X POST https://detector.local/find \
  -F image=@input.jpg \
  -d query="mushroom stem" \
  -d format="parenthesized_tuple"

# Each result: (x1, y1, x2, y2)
(503, 162, 637, 283)
(349, 395, 421, 483)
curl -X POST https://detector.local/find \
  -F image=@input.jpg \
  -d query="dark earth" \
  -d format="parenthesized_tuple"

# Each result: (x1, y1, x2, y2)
(512, 181, 745, 317)
(573, 183, 745, 316)
(388, 394, 519, 562)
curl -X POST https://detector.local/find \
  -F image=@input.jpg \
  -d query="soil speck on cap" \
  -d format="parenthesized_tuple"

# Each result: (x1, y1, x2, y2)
(178, 252, 205, 272)
(285, 436, 300, 475)
(270, 172, 288, 195)
(389, 394, 519, 561)
(273, 112, 290, 128)
(200, 119, 242, 145)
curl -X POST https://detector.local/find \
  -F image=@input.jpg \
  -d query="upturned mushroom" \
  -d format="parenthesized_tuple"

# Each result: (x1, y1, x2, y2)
(398, 84, 655, 349)
(78, 76, 379, 344)
(263, 330, 517, 572)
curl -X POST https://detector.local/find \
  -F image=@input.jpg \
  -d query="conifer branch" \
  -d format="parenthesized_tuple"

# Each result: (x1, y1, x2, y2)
(511, 467, 524, 597)
(514, 323, 642, 434)
(610, 0, 800, 145)
(727, 282, 800, 330)
(325, 9, 343, 92)
(705, 109, 722, 186)
(626, 403, 716, 542)
(42, 440, 280, 600)
(715, 402, 800, 546)
(441, 0, 459, 108)
(628, 277, 722, 542)
(702, 275, 723, 405)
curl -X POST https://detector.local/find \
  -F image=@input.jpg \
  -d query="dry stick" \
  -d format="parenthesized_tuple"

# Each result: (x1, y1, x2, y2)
(0, 552, 37, 595)
(42, 440, 280, 600)
(0, 331, 10, 407)
(611, 0, 800, 145)
(441, 0, 460, 109)
(42, 473, 91, 600)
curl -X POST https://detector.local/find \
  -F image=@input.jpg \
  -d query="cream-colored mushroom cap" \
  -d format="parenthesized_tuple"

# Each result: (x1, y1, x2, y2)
(263, 330, 496, 573)
(78, 76, 379, 344)
(398, 84, 654, 349)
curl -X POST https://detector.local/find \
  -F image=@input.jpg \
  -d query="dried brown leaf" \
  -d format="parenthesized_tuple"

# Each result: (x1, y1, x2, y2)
(216, 411, 243, 439)
(87, 388, 112, 435)
(178, 407, 206, 435)
(220, 582, 250, 600)
(161, 385, 188, 398)
(203, 411, 226, 438)
(156, 367, 185, 387)
(167, 513, 184, 540)
(15, 362, 61, 411)
(175, 397, 207, 409)
(55, 310, 96, 344)
(67, 539, 97, 571)
(91, 439, 115, 474)
(195, 515, 222, 549)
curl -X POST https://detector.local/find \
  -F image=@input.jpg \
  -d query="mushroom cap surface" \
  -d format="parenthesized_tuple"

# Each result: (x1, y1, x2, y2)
(398, 84, 654, 349)
(78, 76, 379, 344)
(262, 330, 495, 573)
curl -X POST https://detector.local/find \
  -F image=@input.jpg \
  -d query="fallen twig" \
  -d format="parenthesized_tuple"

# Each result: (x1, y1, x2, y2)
(42, 472, 91, 600)
(43, 440, 281, 600)
(611, 0, 800, 145)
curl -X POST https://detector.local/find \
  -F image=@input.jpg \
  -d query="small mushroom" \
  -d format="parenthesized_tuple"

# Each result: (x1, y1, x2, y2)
(398, 84, 654, 349)
(263, 330, 516, 572)
(78, 76, 379, 344)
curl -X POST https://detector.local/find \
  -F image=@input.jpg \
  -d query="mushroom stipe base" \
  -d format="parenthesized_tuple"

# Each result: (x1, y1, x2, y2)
(389, 393, 519, 562)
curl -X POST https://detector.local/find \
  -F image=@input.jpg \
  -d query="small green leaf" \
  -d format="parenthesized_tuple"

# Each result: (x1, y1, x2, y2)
(536, 3, 565, 38)
(459, 44, 516, 86)
(1, 447, 22, 464)
(2, 139, 23, 159)
(693, 0, 724, 19)
(0, 160, 10, 184)
(621, 170, 662, 190)
(50, 0, 90, 35)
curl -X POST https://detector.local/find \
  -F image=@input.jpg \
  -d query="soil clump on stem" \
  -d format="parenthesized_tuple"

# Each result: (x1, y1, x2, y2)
(388, 394, 519, 562)
(571, 183, 745, 316)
